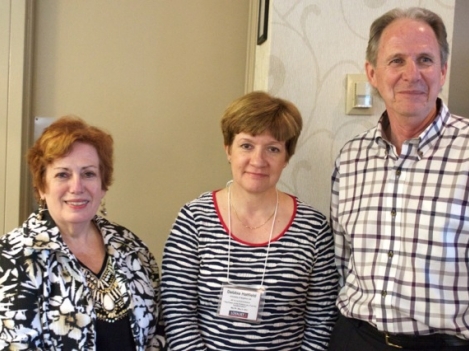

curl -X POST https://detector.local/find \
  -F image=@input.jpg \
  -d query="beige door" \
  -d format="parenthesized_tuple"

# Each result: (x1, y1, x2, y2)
(29, 0, 253, 263)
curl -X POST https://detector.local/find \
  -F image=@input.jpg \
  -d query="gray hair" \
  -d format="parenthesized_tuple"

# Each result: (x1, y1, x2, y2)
(366, 7, 449, 67)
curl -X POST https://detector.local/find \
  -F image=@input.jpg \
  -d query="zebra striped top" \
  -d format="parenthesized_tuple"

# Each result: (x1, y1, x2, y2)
(161, 191, 338, 351)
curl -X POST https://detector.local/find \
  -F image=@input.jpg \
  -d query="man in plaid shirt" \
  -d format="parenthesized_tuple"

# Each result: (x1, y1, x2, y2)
(328, 7, 469, 351)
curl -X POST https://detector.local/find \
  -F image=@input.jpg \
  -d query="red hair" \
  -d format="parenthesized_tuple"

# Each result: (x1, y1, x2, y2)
(27, 115, 114, 200)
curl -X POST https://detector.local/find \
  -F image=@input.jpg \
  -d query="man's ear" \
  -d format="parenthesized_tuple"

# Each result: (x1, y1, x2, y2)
(365, 61, 378, 88)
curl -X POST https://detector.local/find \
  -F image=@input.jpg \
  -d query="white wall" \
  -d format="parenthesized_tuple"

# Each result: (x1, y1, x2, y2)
(256, 0, 455, 216)
(448, 0, 469, 117)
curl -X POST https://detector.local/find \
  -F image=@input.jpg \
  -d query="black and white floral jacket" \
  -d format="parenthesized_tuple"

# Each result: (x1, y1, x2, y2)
(0, 211, 164, 350)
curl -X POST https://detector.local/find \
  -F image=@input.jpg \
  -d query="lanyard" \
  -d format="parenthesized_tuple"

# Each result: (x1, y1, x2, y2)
(226, 181, 279, 286)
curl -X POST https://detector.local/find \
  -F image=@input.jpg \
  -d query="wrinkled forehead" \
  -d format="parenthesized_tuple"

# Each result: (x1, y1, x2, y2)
(378, 18, 440, 58)
(381, 18, 437, 47)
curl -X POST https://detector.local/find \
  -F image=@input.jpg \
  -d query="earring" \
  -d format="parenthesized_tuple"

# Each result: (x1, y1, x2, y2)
(37, 199, 46, 221)
(100, 199, 108, 216)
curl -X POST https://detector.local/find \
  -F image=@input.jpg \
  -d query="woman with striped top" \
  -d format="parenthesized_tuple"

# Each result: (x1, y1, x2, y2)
(161, 91, 338, 350)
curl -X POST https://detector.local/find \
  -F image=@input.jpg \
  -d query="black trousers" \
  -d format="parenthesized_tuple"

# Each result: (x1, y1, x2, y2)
(328, 314, 469, 351)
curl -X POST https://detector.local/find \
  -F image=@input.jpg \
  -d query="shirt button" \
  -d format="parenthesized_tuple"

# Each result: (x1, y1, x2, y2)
(391, 209, 396, 217)
(381, 290, 387, 297)
(396, 169, 401, 177)
(388, 250, 393, 258)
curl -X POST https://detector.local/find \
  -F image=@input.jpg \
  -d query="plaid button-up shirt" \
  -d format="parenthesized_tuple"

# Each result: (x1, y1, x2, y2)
(331, 99, 469, 339)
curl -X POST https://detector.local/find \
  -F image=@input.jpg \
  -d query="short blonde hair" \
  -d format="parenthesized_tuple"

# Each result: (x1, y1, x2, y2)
(221, 91, 303, 161)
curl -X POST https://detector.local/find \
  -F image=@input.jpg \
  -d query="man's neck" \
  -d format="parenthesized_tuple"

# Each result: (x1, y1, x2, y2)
(384, 106, 438, 154)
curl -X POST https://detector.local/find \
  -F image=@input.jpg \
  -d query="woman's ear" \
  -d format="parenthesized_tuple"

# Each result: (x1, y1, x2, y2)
(224, 144, 231, 163)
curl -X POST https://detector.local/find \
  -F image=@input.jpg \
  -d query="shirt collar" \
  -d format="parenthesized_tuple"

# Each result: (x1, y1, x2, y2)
(374, 98, 449, 150)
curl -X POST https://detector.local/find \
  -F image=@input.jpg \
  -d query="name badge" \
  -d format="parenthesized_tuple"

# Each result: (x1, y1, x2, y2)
(217, 284, 266, 323)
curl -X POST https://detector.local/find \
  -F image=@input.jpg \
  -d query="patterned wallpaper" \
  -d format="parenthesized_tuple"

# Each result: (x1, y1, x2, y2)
(255, 0, 456, 216)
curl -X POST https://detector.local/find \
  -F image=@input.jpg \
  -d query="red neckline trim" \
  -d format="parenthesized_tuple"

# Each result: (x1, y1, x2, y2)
(212, 190, 297, 247)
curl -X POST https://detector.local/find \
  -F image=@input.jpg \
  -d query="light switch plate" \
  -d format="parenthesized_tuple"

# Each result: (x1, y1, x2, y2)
(346, 74, 373, 115)
(34, 117, 56, 140)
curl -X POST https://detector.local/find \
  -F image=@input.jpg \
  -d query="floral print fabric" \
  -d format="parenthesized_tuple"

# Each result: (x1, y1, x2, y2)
(0, 211, 163, 351)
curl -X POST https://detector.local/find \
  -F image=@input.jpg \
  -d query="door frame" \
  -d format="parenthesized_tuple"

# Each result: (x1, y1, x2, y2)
(0, 0, 33, 233)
